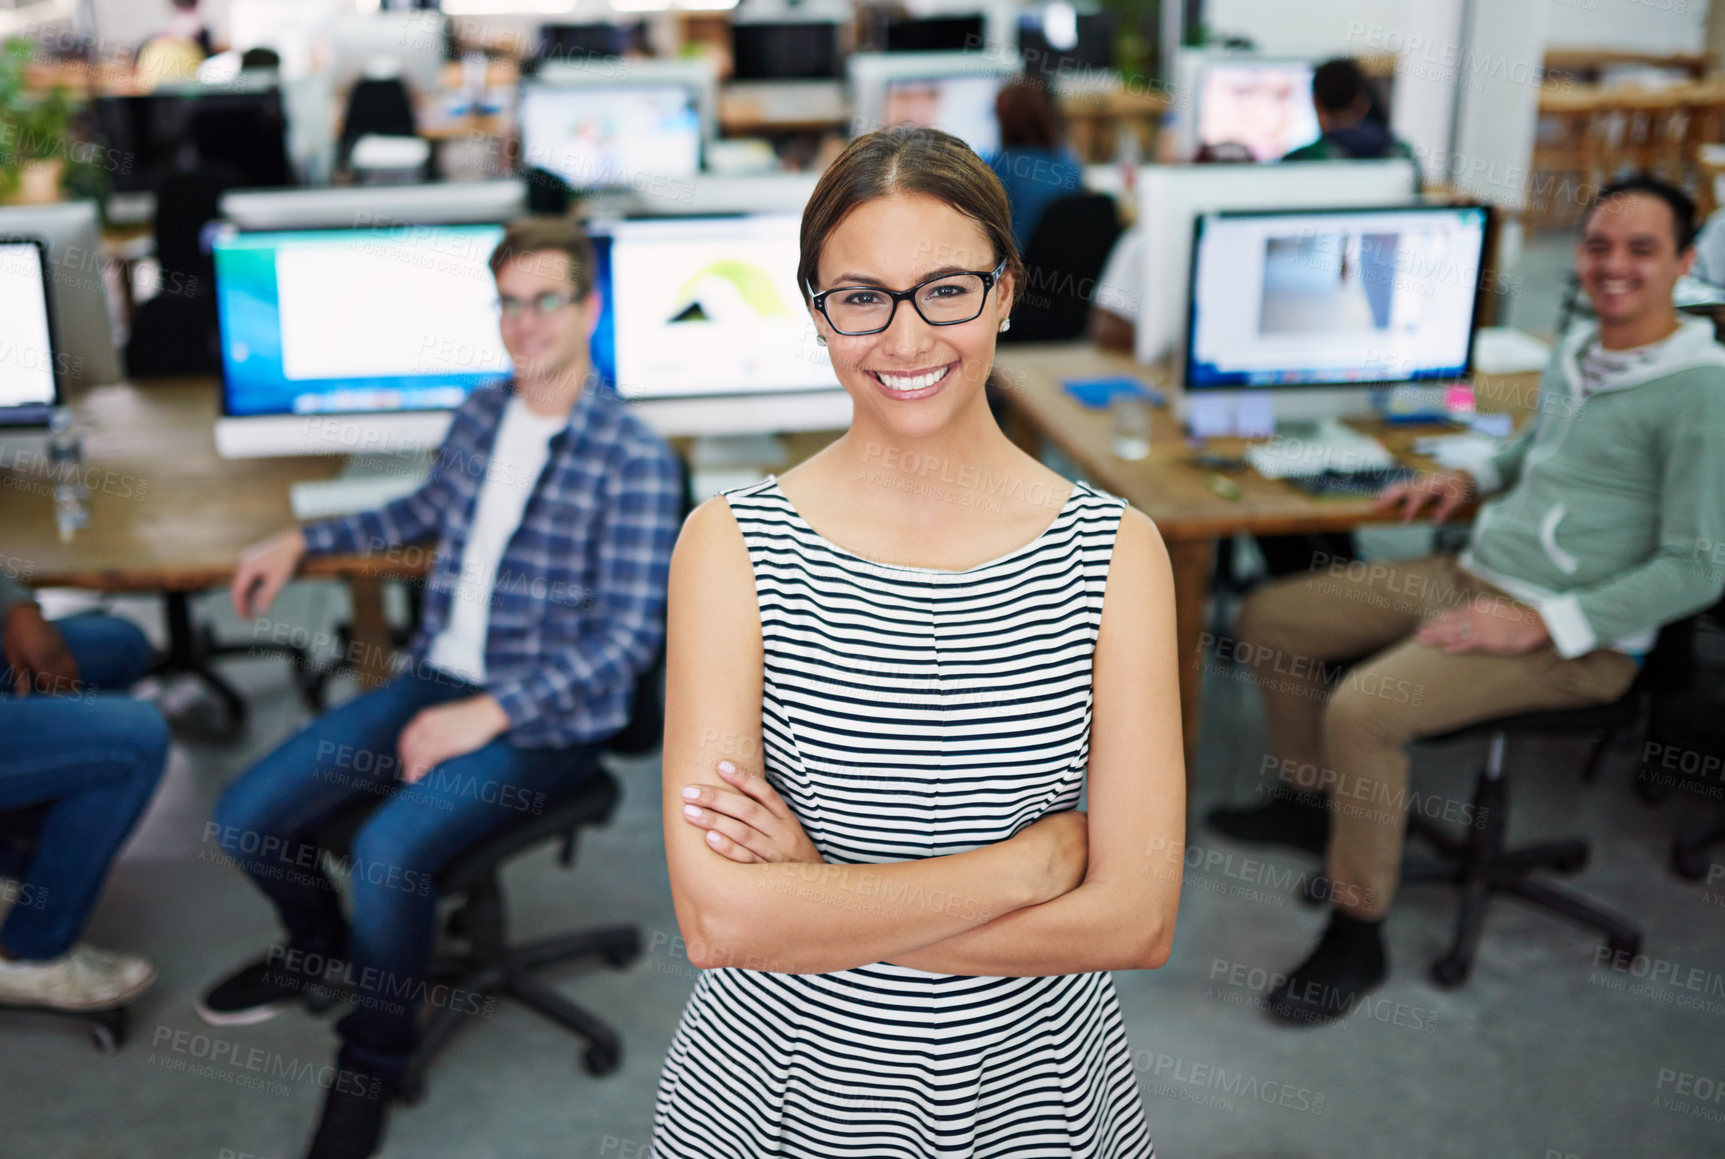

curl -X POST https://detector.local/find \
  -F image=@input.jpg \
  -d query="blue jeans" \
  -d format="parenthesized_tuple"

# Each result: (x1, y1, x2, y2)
(0, 614, 167, 960)
(210, 668, 601, 1079)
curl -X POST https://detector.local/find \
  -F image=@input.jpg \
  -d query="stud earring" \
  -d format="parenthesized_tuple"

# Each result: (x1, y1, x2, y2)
(815, 335, 827, 346)
(998, 318, 1011, 333)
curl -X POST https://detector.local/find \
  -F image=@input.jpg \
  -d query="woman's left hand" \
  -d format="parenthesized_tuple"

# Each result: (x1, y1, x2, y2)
(681, 760, 823, 864)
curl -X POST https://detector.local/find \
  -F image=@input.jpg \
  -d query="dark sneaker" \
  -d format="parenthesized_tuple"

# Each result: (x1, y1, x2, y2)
(1264, 911, 1388, 1027)
(196, 952, 344, 1026)
(303, 1066, 394, 1159)
(1208, 790, 1331, 856)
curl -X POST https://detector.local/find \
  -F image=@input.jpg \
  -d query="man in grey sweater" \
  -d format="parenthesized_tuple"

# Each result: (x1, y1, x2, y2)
(1208, 176, 1725, 1024)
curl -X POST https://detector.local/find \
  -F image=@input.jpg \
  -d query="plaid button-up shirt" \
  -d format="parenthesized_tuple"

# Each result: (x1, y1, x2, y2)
(301, 380, 682, 749)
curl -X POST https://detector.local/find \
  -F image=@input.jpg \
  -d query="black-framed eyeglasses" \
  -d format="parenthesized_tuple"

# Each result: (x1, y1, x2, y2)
(806, 258, 1008, 336)
(493, 290, 582, 320)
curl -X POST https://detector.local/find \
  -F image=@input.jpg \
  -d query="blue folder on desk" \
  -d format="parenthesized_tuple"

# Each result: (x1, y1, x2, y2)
(1061, 376, 1166, 409)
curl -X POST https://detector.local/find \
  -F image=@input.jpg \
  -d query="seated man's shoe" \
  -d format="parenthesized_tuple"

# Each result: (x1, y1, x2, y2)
(198, 950, 346, 1026)
(0, 943, 155, 1010)
(1264, 910, 1387, 1027)
(1208, 791, 1330, 856)
(303, 1066, 394, 1159)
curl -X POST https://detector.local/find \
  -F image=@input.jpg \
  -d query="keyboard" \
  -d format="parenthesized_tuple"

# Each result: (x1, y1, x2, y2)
(1286, 465, 1416, 497)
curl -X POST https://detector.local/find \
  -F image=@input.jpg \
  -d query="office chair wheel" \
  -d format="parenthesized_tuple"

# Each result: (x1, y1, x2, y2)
(1550, 847, 1589, 874)
(1671, 839, 1711, 880)
(1607, 932, 1641, 960)
(582, 1042, 621, 1077)
(89, 1006, 127, 1054)
(1429, 955, 1470, 990)
(601, 934, 641, 969)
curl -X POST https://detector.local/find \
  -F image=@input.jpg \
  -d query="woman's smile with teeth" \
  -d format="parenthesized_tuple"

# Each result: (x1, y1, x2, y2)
(873, 364, 953, 391)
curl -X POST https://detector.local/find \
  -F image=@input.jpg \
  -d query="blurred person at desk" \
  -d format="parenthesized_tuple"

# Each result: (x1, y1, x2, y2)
(1281, 58, 1415, 165)
(1208, 175, 1725, 1025)
(202, 218, 681, 1159)
(988, 78, 1084, 253)
(0, 575, 167, 1013)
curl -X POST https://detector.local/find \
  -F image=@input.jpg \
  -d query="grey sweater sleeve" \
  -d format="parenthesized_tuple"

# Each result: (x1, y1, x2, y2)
(0, 573, 37, 622)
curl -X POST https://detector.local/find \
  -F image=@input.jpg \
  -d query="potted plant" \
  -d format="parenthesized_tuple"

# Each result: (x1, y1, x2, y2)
(0, 35, 103, 205)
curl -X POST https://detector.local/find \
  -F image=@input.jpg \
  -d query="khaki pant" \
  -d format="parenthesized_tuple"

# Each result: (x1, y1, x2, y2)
(1232, 554, 1638, 919)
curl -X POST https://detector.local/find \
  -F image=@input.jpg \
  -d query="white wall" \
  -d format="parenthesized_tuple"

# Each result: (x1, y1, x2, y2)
(1541, 0, 1710, 55)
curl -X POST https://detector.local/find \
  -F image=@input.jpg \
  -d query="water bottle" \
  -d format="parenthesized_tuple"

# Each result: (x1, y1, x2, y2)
(48, 406, 89, 539)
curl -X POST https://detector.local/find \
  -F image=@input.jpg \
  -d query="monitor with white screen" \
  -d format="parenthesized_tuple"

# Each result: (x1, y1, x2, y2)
(849, 52, 1019, 157)
(0, 240, 61, 427)
(1185, 205, 1489, 398)
(212, 222, 509, 456)
(1132, 158, 1421, 365)
(594, 213, 846, 434)
(517, 82, 702, 190)
(327, 11, 447, 97)
(1172, 50, 1321, 163)
(533, 58, 719, 147)
(0, 202, 122, 389)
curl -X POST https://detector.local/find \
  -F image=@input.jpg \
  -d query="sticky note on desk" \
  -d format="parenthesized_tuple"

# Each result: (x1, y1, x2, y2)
(1062, 376, 1167, 409)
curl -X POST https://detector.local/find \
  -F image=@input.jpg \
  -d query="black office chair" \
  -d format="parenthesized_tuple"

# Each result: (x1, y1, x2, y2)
(338, 78, 421, 174)
(307, 652, 664, 1101)
(1000, 192, 1122, 343)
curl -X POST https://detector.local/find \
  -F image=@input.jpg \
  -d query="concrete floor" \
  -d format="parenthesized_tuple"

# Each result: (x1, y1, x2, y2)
(4, 236, 1722, 1158)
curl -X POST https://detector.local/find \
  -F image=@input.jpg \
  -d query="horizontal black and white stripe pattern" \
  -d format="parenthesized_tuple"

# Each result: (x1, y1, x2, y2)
(653, 477, 1152, 1158)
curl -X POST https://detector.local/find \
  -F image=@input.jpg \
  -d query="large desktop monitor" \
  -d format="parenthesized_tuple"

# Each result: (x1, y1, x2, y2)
(326, 11, 448, 97)
(0, 201, 122, 389)
(534, 21, 649, 68)
(517, 81, 703, 191)
(592, 213, 846, 433)
(212, 223, 509, 458)
(1172, 50, 1322, 163)
(1132, 159, 1422, 366)
(92, 83, 295, 194)
(0, 239, 62, 428)
(883, 14, 986, 53)
(1017, 6, 1116, 78)
(848, 52, 1019, 157)
(1184, 205, 1490, 409)
(732, 19, 844, 81)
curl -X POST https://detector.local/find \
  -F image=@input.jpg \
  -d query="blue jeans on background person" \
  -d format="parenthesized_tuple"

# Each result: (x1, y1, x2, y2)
(209, 666, 602, 1081)
(0, 613, 168, 961)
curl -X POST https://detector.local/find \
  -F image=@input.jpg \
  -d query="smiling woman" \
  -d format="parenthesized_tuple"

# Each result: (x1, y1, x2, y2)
(650, 127, 1186, 1159)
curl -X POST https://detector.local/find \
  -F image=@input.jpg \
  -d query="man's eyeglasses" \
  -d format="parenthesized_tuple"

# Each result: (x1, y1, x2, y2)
(806, 258, 1008, 336)
(493, 291, 582, 320)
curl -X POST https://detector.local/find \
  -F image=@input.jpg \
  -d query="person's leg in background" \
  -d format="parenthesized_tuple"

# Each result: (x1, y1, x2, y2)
(1210, 554, 1462, 849)
(51, 612, 155, 692)
(303, 736, 603, 1159)
(1264, 632, 1637, 1025)
(0, 694, 169, 1009)
(200, 670, 472, 1026)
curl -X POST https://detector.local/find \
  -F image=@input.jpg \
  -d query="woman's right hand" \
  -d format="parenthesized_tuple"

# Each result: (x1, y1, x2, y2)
(231, 528, 307, 619)
(1016, 809, 1089, 905)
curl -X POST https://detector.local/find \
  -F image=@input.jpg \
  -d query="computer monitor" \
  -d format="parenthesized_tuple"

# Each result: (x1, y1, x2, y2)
(883, 14, 986, 53)
(92, 83, 295, 194)
(211, 222, 510, 457)
(517, 82, 702, 191)
(327, 11, 448, 98)
(1017, 7, 1116, 78)
(1132, 158, 1422, 365)
(534, 21, 648, 67)
(849, 52, 1018, 157)
(531, 57, 719, 151)
(589, 212, 846, 435)
(0, 202, 122, 389)
(219, 180, 527, 231)
(0, 239, 62, 428)
(1184, 205, 1490, 415)
(1172, 50, 1322, 163)
(732, 20, 843, 81)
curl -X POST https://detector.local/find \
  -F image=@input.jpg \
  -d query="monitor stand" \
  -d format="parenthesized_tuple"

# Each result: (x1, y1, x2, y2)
(688, 432, 788, 499)
(290, 451, 435, 520)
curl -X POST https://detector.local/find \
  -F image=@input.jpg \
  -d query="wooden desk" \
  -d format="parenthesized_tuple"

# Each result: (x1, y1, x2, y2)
(0, 378, 407, 685)
(991, 344, 1540, 776)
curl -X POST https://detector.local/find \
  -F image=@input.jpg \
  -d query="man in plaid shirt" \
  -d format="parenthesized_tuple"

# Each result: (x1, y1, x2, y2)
(200, 219, 681, 1159)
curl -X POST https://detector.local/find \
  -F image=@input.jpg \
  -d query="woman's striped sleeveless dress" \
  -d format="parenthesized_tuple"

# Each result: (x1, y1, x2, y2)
(652, 476, 1154, 1159)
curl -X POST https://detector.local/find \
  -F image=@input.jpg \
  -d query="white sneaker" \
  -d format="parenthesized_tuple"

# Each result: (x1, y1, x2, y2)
(0, 943, 157, 1010)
